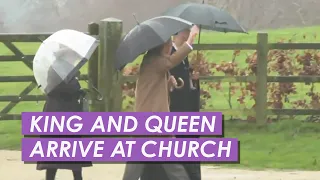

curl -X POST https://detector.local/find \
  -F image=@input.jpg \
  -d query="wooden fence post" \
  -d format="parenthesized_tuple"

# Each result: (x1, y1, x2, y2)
(87, 22, 101, 112)
(98, 18, 123, 112)
(255, 32, 269, 125)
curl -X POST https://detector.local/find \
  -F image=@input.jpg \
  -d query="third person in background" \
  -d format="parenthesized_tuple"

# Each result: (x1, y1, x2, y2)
(170, 28, 202, 180)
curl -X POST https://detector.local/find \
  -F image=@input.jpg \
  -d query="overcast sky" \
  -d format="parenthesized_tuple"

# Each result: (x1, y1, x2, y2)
(1, 0, 319, 33)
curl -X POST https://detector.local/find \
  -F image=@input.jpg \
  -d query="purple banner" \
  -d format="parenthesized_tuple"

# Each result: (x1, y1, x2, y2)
(21, 112, 223, 135)
(21, 138, 238, 162)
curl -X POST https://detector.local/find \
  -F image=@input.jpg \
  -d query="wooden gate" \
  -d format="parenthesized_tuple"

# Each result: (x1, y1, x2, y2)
(0, 20, 122, 120)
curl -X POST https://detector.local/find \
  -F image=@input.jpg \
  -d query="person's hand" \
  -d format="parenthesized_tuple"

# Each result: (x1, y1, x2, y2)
(168, 75, 177, 87)
(191, 71, 199, 80)
(186, 25, 200, 45)
(79, 89, 87, 96)
(168, 75, 178, 92)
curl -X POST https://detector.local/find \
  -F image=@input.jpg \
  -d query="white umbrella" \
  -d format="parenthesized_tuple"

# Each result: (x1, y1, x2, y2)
(33, 29, 99, 94)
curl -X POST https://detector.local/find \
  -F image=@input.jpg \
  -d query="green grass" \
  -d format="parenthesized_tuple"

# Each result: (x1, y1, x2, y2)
(1, 119, 320, 170)
(126, 26, 320, 118)
(1, 26, 320, 170)
(219, 120, 320, 170)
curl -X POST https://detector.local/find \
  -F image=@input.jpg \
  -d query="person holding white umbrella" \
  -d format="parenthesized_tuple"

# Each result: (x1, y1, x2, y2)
(33, 29, 99, 180)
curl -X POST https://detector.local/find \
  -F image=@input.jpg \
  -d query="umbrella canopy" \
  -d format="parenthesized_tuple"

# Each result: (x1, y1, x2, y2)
(115, 16, 193, 70)
(33, 29, 99, 94)
(162, 3, 247, 33)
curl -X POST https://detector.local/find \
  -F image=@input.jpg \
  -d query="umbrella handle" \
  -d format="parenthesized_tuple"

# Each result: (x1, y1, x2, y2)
(85, 80, 103, 101)
(175, 78, 184, 89)
(94, 88, 104, 101)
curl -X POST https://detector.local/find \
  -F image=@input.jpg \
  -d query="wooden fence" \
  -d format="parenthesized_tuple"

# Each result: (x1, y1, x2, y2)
(1, 18, 320, 125)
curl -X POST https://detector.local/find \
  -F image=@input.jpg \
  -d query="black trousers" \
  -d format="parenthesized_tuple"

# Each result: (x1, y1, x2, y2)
(175, 135, 201, 180)
(141, 136, 201, 180)
(46, 169, 82, 180)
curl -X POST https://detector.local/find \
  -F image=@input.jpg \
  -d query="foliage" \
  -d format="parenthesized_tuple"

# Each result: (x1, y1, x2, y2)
(121, 34, 320, 122)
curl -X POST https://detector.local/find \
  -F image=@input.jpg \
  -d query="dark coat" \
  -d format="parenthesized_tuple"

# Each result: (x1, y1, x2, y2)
(169, 46, 200, 113)
(141, 164, 200, 180)
(140, 164, 168, 180)
(36, 67, 92, 171)
(126, 163, 190, 180)
(170, 47, 202, 180)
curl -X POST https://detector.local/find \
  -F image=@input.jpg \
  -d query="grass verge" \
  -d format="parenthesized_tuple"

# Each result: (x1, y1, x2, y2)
(1, 119, 320, 170)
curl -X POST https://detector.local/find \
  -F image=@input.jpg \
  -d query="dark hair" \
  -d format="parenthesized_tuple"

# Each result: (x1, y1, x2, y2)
(140, 39, 172, 71)
(145, 38, 172, 56)
(145, 43, 165, 57)
(140, 44, 164, 71)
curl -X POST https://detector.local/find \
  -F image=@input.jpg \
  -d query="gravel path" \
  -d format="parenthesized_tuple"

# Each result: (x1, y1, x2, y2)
(0, 150, 319, 180)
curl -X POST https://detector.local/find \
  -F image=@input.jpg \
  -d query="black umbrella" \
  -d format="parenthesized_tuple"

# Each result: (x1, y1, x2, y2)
(115, 15, 193, 70)
(162, 2, 247, 33)
(163, 2, 247, 60)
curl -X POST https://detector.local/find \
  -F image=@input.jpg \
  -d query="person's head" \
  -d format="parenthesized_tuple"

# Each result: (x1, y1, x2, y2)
(146, 38, 172, 57)
(141, 38, 172, 70)
(161, 38, 173, 55)
(173, 28, 190, 45)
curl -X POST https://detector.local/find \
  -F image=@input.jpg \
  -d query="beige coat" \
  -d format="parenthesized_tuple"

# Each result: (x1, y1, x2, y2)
(135, 43, 192, 112)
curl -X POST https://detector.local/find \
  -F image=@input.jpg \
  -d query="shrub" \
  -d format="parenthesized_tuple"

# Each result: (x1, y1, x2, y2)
(121, 34, 320, 122)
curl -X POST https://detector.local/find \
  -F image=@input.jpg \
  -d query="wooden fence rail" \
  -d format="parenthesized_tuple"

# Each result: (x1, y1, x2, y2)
(1, 19, 320, 124)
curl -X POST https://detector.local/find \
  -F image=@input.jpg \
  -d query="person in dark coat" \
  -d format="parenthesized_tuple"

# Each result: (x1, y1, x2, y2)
(170, 28, 201, 180)
(170, 29, 200, 113)
(37, 49, 92, 180)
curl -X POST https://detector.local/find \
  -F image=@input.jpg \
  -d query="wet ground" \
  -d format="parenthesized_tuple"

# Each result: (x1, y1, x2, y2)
(0, 150, 319, 180)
